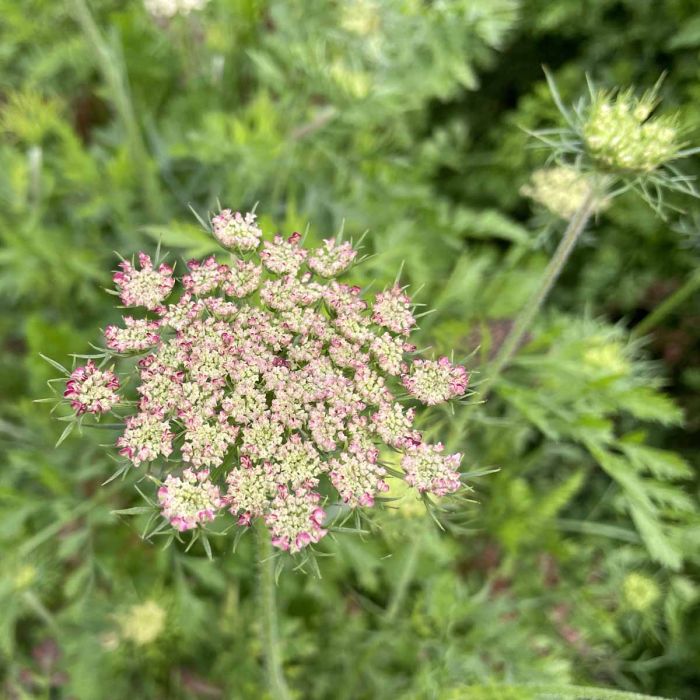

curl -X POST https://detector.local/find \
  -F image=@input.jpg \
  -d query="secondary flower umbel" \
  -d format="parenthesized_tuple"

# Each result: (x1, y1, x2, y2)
(62, 210, 470, 554)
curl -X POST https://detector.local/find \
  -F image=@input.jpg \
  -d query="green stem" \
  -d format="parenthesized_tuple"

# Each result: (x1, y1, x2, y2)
(257, 523, 292, 700)
(632, 268, 700, 338)
(70, 0, 164, 220)
(385, 530, 423, 622)
(481, 189, 597, 398)
(461, 684, 670, 700)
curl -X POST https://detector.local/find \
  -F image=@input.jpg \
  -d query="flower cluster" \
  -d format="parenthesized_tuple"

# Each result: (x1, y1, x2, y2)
(113, 253, 174, 310)
(401, 443, 462, 497)
(583, 89, 680, 174)
(211, 209, 262, 251)
(520, 165, 608, 220)
(144, 0, 209, 20)
(65, 210, 469, 553)
(402, 357, 469, 406)
(64, 361, 120, 415)
(158, 468, 223, 531)
(117, 600, 166, 646)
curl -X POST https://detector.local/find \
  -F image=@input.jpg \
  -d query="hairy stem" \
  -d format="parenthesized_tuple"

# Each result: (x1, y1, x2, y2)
(481, 189, 597, 398)
(257, 523, 292, 700)
(632, 268, 700, 338)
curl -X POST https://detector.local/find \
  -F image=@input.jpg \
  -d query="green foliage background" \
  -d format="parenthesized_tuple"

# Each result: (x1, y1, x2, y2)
(1, 1, 699, 698)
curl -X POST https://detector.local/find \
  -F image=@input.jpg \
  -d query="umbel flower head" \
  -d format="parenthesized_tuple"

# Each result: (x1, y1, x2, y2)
(117, 600, 166, 646)
(583, 88, 680, 174)
(520, 165, 608, 220)
(144, 0, 209, 20)
(531, 71, 697, 215)
(56, 210, 470, 556)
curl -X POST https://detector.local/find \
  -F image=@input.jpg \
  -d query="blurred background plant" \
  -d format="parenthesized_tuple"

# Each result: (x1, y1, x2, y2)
(0, 0, 698, 698)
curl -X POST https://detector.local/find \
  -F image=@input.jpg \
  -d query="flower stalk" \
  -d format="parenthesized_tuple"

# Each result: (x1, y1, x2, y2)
(482, 188, 598, 397)
(257, 522, 292, 700)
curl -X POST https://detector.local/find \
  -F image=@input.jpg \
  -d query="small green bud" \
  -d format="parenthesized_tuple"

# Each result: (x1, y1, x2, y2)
(623, 572, 661, 612)
(13, 564, 38, 591)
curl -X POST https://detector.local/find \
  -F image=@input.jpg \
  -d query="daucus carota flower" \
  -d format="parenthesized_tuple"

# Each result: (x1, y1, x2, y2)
(181, 413, 239, 468)
(370, 332, 414, 375)
(372, 401, 419, 448)
(260, 232, 307, 275)
(308, 239, 357, 277)
(402, 357, 469, 406)
(64, 361, 119, 415)
(105, 317, 161, 353)
(211, 209, 262, 251)
(158, 468, 223, 531)
(57, 209, 469, 555)
(265, 486, 327, 553)
(144, 0, 209, 20)
(402, 442, 462, 497)
(521, 165, 607, 219)
(113, 253, 174, 310)
(330, 451, 389, 507)
(622, 572, 661, 612)
(183, 257, 228, 295)
(118, 600, 166, 646)
(118, 412, 174, 467)
(583, 88, 680, 174)
(372, 285, 416, 335)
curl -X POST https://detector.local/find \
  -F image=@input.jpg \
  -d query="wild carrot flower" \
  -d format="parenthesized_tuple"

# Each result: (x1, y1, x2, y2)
(265, 486, 327, 553)
(117, 412, 174, 466)
(583, 89, 680, 174)
(622, 572, 661, 612)
(118, 600, 166, 646)
(531, 73, 695, 214)
(64, 361, 119, 415)
(372, 285, 416, 335)
(260, 232, 308, 275)
(158, 468, 223, 531)
(144, 0, 209, 20)
(308, 239, 357, 277)
(211, 209, 262, 251)
(59, 210, 470, 554)
(402, 357, 469, 406)
(520, 166, 608, 219)
(105, 317, 161, 353)
(401, 443, 462, 497)
(113, 253, 174, 310)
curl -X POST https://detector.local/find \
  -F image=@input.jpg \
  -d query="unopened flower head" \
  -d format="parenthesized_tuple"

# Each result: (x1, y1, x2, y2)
(521, 165, 608, 220)
(61, 210, 470, 555)
(144, 0, 209, 20)
(623, 572, 661, 613)
(583, 88, 681, 174)
(64, 361, 119, 415)
(118, 600, 166, 646)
